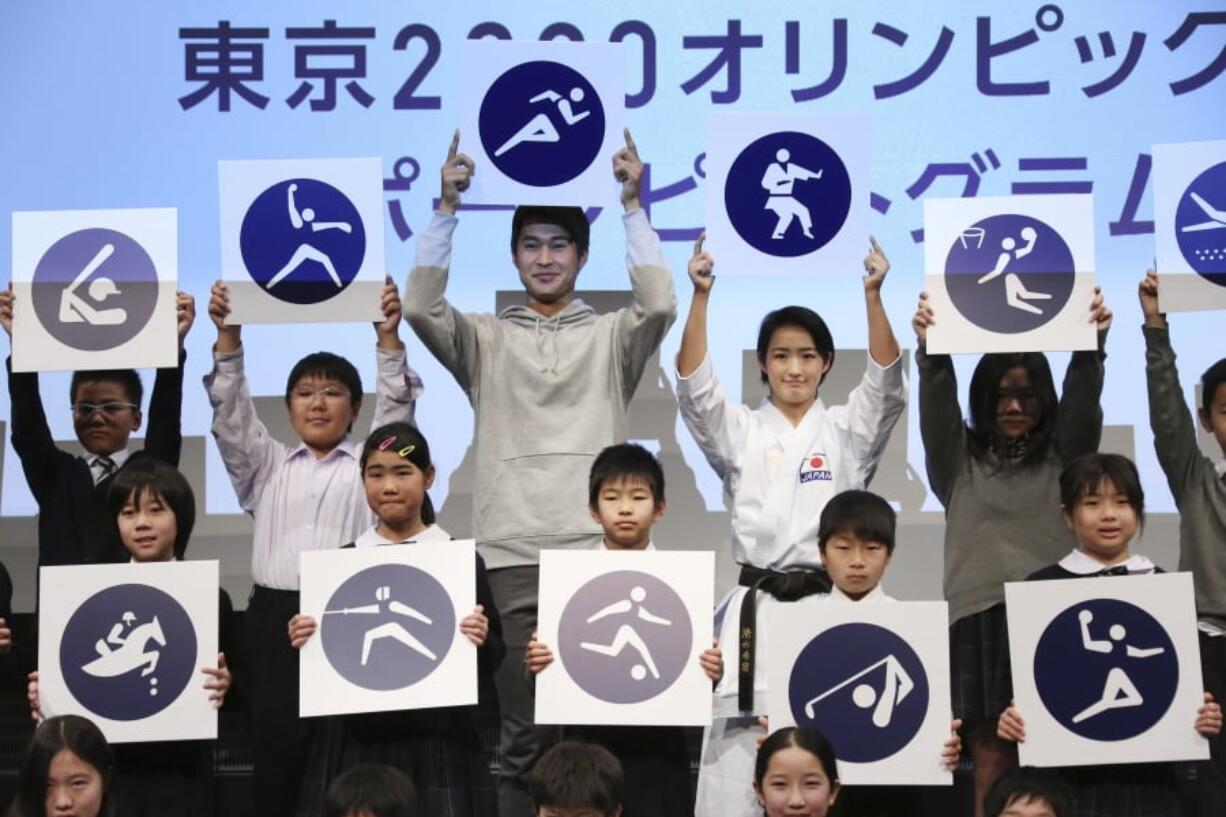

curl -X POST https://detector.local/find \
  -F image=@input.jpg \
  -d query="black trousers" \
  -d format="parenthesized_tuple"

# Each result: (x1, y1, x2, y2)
(247, 586, 312, 817)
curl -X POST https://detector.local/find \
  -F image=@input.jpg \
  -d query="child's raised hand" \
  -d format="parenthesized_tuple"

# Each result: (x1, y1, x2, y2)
(287, 614, 317, 650)
(1138, 268, 1166, 328)
(374, 277, 405, 349)
(912, 291, 935, 342)
(176, 290, 196, 345)
(699, 638, 723, 683)
(460, 605, 489, 647)
(1195, 691, 1223, 737)
(524, 630, 555, 674)
(208, 280, 241, 352)
(997, 703, 1025, 743)
(202, 652, 231, 709)
(942, 718, 963, 771)
(0, 617, 11, 653)
(863, 236, 890, 293)
(688, 233, 715, 294)
(27, 670, 43, 722)
(0, 284, 14, 338)
(1088, 285, 1113, 332)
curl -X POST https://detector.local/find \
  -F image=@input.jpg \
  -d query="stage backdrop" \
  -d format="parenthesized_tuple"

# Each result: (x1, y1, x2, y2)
(2, 0, 1222, 609)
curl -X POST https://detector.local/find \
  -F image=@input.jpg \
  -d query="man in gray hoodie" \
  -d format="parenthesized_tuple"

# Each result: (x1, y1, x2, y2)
(404, 128, 676, 816)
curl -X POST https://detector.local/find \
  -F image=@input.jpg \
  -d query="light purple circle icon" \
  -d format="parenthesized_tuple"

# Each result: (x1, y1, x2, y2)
(320, 564, 456, 691)
(557, 570, 692, 704)
(31, 228, 159, 351)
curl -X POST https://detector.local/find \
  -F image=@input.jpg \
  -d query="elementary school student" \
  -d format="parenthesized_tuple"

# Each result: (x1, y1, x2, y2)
(995, 453, 1222, 816)
(1139, 267, 1226, 810)
(205, 279, 421, 817)
(525, 443, 723, 817)
(28, 458, 234, 817)
(527, 740, 625, 817)
(0, 285, 195, 568)
(288, 422, 504, 817)
(815, 489, 961, 817)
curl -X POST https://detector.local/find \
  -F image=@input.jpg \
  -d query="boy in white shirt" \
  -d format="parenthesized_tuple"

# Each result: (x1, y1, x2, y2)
(816, 489, 962, 817)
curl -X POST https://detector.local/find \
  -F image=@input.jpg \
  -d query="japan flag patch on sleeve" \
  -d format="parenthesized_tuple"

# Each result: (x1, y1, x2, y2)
(799, 453, 832, 483)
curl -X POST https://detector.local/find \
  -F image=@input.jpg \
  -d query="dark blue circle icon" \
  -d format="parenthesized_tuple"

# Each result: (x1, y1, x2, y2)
(944, 214, 1075, 334)
(32, 228, 160, 352)
(557, 570, 693, 704)
(724, 131, 852, 258)
(240, 178, 366, 305)
(320, 564, 456, 691)
(1034, 598, 1177, 742)
(478, 60, 606, 188)
(1174, 161, 1226, 285)
(788, 623, 928, 763)
(60, 584, 197, 721)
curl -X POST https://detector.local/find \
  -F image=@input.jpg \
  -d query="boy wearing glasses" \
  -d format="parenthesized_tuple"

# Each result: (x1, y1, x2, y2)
(204, 278, 421, 817)
(0, 286, 195, 567)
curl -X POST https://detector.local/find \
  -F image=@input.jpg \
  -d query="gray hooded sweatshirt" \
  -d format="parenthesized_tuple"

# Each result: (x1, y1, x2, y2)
(405, 209, 677, 569)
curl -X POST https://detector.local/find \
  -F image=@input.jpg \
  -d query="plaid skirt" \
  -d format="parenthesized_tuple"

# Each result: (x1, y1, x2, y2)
(949, 604, 1013, 722)
(296, 707, 493, 817)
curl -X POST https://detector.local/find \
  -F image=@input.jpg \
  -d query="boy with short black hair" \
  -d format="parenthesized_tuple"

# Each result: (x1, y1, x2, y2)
(815, 490, 961, 817)
(527, 740, 625, 817)
(0, 286, 195, 567)
(324, 763, 418, 817)
(526, 443, 720, 817)
(1138, 268, 1226, 810)
(205, 279, 421, 817)
(984, 767, 1073, 817)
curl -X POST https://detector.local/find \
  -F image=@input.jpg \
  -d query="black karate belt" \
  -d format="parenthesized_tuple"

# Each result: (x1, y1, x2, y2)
(736, 564, 832, 713)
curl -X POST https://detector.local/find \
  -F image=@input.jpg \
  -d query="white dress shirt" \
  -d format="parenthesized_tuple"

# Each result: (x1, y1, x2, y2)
(204, 345, 423, 590)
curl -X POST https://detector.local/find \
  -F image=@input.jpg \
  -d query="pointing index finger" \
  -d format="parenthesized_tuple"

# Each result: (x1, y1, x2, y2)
(447, 129, 460, 161)
(868, 235, 883, 255)
(623, 127, 638, 155)
(693, 231, 706, 256)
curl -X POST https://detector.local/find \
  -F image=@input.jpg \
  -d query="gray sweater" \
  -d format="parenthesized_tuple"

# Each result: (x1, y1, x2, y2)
(918, 342, 1105, 623)
(404, 209, 676, 569)
(1144, 326, 1226, 629)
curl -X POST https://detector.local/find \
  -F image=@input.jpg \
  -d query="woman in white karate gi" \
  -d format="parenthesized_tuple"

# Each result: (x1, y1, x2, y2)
(676, 234, 907, 817)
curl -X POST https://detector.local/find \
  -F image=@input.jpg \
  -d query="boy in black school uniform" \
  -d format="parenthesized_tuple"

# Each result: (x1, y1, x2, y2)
(996, 453, 1222, 817)
(0, 285, 194, 567)
(525, 444, 722, 817)
(527, 740, 625, 817)
(812, 490, 961, 817)
(1138, 269, 1226, 811)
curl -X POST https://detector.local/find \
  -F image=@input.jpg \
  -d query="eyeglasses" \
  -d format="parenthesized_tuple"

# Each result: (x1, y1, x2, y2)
(290, 386, 350, 403)
(72, 401, 138, 418)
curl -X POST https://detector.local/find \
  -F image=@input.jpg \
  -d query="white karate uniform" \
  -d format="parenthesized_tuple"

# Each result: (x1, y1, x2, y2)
(678, 352, 906, 817)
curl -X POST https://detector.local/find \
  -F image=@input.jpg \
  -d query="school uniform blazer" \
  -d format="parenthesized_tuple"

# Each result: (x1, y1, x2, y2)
(6, 351, 185, 567)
